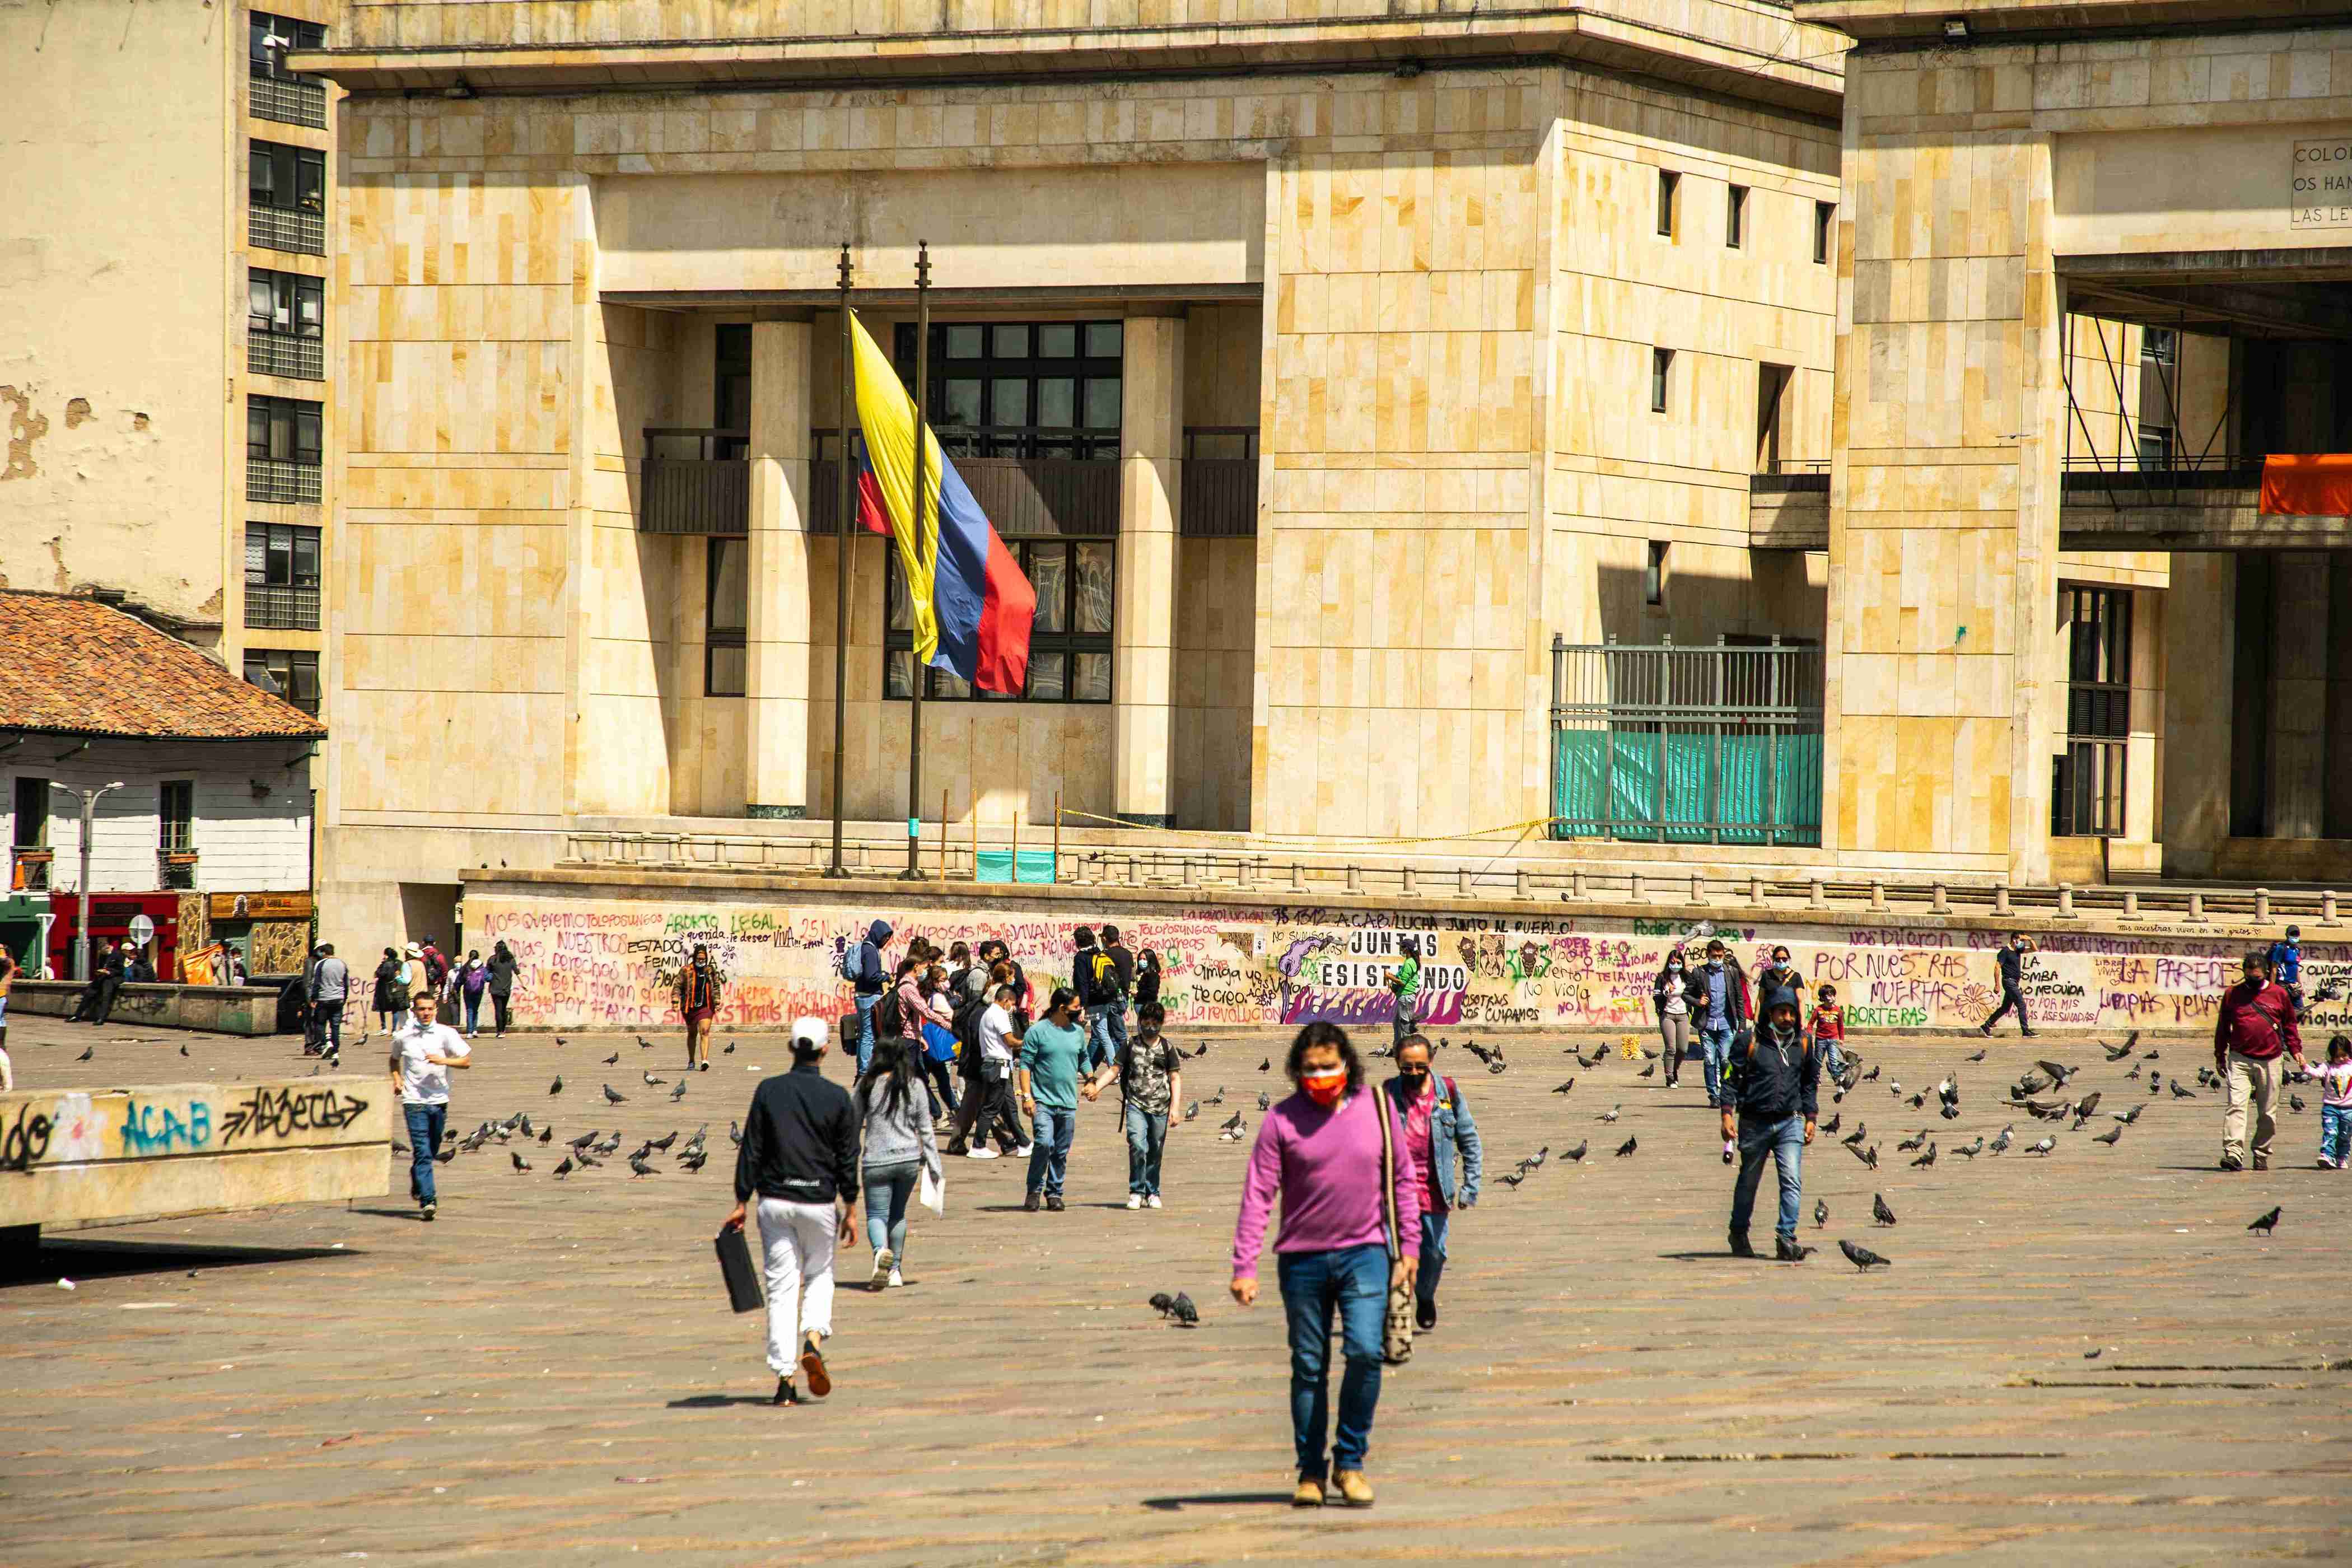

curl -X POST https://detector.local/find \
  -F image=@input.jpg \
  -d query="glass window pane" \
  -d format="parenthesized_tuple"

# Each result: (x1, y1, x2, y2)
(707, 538, 748, 633)
(295, 407, 321, 461)
(1083, 377, 1121, 431)
(945, 325, 983, 360)
(297, 152, 324, 209)
(1084, 321, 1122, 359)
(885, 648, 913, 699)
(992, 324, 1030, 358)
(290, 656, 320, 706)
(1071, 652, 1112, 703)
(245, 526, 268, 581)
(266, 529, 293, 585)
(1073, 542, 1113, 633)
(249, 274, 274, 326)
(707, 644, 746, 698)
(1028, 544, 1067, 634)
(943, 378, 982, 427)
(296, 279, 323, 335)
(292, 529, 319, 585)
(1038, 324, 1077, 358)
(887, 558, 913, 633)
(247, 402, 269, 458)
(990, 379, 1029, 428)
(932, 668, 971, 701)
(1038, 377, 1075, 428)
(250, 144, 276, 202)
(1028, 650, 1066, 702)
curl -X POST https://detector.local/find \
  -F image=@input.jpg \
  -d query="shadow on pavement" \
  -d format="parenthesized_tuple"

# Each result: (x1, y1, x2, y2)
(2, 1235, 363, 1285)
(667, 1394, 782, 1410)
(1655, 1251, 1773, 1263)
(1140, 1493, 1303, 1511)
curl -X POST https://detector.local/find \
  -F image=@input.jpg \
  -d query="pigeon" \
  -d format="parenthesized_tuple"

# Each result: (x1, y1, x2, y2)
(603, 1084, 626, 1105)
(1148, 1292, 1177, 1318)
(1524, 1146, 1550, 1172)
(1910, 1143, 1936, 1168)
(1954, 1137, 1984, 1159)
(1219, 1111, 1244, 1133)
(1599, 1104, 1622, 1123)
(680, 1149, 708, 1173)
(1638, 1062, 1656, 1079)
(602, 1053, 620, 1065)
(2085, 1347, 2104, 1358)
(1897, 1130, 1928, 1152)
(1258, 1058, 1270, 1072)
(2072, 1091, 2102, 1126)
(1500, 1172, 1526, 1188)
(1188, 1042, 1211, 1059)
(1169, 1292, 1199, 1326)
(538, 1125, 553, 1144)
(549, 1076, 564, 1096)
(649, 1131, 679, 1152)
(637, 1035, 655, 1051)
(76, 1046, 94, 1062)
(555, 1037, 568, 1048)
(1614, 1136, 1637, 1157)
(2126, 1064, 2143, 1081)
(569, 1129, 599, 1150)
(510, 1151, 531, 1172)
(729, 1120, 744, 1146)
(1873, 1193, 1897, 1226)
(1838, 1239, 1892, 1272)
(2102, 1042, 2134, 1061)
(643, 1071, 667, 1086)
(2170, 1081, 2196, 1100)
(1814, 1198, 1828, 1229)
(1842, 1123, 1868, 1147)
(179, 1044, 189, 1057)
(1862, 1066, 1880, 1082)
(392, 1141, 409, 1155)
(575, 1150, 602, 1168)
(2114, 1104, 2144, 1125)
(1552, 1079, 1576, 1095)
(1990, 1124, 2015, 1154)
(2290, 1093, 2307, 1113)
(670, 1081, 689, 1102)
(1207, 1088, 1226, 1106)
(1906, 1091, 1927, 1109)
(724, 1040, 736, 1054)
(2093, 1124, 2123, 1146)
(1562, 1140, 1589, 1161)
(628, 1154, 658, 1178)
(1182, 1101, 1199, 1122)
(1856, 1144, 1879, 1169)
(1257, 1091, 1270, 1111)
(2144, 1051, 2159, 1061)
(2126, 1029, 2142, 1051)
(2037, 1060, 2075, 1088)
(2247, 1206, 2281, 1236)
(2027, 1136, 2055, 1155)
(1820, 1112, 1840, 1134)
(552, 1156, 574, 1178)
(1966, 1048, 1987, 1062)
(1488, 1060, 1508, 1076)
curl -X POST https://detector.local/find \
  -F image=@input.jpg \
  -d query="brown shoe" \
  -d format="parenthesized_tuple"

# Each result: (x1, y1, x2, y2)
(1291, 1476, 1326, 1508)
(1333, 1469, 1375, 1506)
(799, 1333, 832, 1398)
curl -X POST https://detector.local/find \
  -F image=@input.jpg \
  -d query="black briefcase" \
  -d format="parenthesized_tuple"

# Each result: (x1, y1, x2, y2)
(714, 1224, 763, 1314)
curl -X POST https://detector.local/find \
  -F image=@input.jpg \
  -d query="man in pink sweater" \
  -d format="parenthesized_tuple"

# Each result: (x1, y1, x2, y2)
(1230, 1023, 1420, 1510)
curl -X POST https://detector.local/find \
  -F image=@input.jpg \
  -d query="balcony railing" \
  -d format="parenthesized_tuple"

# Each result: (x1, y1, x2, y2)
(246, 582, 321, 631)
(639, 428, 749, 535)
(9, 847, 52, 893)
(809, 427, 1120, 538)
(1180, 427, 1260, 538)
(250, 204, 325, 256)
(248, 328, 324, 381)
(250, 72, 328, 130)
(160, 850, 199, 892)
(248, 457, 321, 505)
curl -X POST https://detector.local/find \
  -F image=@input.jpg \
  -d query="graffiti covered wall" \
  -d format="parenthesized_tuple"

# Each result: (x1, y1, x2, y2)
(466, 892, 2350, 1037)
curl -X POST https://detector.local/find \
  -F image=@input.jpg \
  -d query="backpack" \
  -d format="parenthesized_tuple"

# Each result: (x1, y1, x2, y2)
(1086, 949, 1117, 1001)
(876, 985, 903, 1039)
(424, 950, 448, 988)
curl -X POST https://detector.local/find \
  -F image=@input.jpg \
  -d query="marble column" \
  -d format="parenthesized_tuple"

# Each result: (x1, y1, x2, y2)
(2267, 550, 2329, 839)
(1112, 316, 1183, 829)
(745, 319, 812, 819)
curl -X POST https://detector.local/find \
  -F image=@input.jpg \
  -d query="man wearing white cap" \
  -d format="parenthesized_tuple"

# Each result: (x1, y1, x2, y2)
(725, 1015, 860, 1406)
(398, 942, 430, 1033)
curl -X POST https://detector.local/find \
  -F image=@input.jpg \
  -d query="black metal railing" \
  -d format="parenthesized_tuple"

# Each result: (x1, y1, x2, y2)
(246, 583, 321, 631)
(639, 428, 748, 535)
(250, 204, 325, 256)
(248, 457, 321, 505)
(248, 328, 324, 380)
(1181, 427, 1258, 538)
(808, 428, 1118, 538)
(2059, 453, 2263, 497)
(250, 72, 327, 129)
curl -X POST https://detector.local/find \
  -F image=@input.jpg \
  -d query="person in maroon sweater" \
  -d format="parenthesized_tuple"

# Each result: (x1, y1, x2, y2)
(2213, 951, 2307, 1172)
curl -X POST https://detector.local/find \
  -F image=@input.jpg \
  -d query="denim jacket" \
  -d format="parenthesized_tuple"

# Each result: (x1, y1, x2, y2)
(1383, 1074, 1483, 1207)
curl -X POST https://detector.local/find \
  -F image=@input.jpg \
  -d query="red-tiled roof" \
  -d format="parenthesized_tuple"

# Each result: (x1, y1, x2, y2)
(0, 592, 327, 741)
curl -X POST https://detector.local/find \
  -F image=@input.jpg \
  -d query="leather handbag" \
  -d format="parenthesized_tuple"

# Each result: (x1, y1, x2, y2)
(1372, 1085, 1415, 1366)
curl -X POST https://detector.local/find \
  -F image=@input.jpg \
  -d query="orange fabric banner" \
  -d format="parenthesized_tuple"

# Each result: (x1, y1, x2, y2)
(2258, 453, 2352, 516)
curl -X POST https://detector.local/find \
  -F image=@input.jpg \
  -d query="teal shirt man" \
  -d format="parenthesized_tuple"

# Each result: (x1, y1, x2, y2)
(1016, 998, 1092, 1208)
(1019, 1017, 1089, 1110)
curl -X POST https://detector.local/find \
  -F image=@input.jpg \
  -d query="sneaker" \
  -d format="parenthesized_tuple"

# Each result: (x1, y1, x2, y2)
(1014, 1144, 1036, 1159)
(2021, 1030, 2038, 1038)
(2218, 1155, 2244, 1172)
(1979, 1024, 1992, 1037)
(700, 1062, 710, 1072)
(799, 1333, 831, 1398)
(1332, 1469, 1375, 1507)
(1024, 1191, 1042, 1212)
(2320, 1158, 2337, 1170)
(1415, 1298, 1436, 1332)
(965, 1147, 1000, 1160)
(420, 1202, 437, 1222)
(1728, 1230, 1757, 1258)
(2252, 1157, 2269, 1172)
(1126, 1193, 1144, 1210)
(771, 1376, 799, 1407)
(1046, 1194, 1066, 1211)
(887, 1267, 905, 1287)
(1292, 1477, 1326, 1508)
(871, 1248, 893, 1287)
(1146, 1194, 1163, 1210)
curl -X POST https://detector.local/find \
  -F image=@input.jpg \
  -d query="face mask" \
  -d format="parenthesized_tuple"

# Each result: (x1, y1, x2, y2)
(1301, 1068, 1347, 1107)
(1707, 959, 1722, 970)
(1667, 962, 1682, 973)
(1399, 1066, 1430, 1088)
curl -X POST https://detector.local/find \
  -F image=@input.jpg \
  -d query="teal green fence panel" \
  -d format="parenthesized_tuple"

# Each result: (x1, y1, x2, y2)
(1550, 726, 1821, 846)
(976, 848, 1058, 884)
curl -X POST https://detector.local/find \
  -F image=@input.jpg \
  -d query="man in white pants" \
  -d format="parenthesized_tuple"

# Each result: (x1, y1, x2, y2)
(725, 1016, 860, 1406)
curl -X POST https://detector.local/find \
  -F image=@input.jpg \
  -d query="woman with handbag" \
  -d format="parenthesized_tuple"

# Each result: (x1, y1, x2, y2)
(853, 1039, 940, 1290)
(1229, 1021, 1422, 1510)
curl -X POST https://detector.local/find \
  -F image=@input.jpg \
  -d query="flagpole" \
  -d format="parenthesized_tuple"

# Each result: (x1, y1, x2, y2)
(902, 239, 931, 881)
(826, 242, 853, 879)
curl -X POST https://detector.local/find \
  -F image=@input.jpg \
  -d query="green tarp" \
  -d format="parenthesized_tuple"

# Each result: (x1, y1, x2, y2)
(1552, 728, 1821, 846)
(976, 848, 1060, 884)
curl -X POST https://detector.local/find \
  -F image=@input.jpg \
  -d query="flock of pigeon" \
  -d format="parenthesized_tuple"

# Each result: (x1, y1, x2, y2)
(392, 1033, 727, 1182)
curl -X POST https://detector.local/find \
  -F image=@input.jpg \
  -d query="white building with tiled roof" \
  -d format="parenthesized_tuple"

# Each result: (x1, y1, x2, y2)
(1, 591, 324, 981)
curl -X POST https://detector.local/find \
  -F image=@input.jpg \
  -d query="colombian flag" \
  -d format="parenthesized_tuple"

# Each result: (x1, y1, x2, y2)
(846, 310, 1036, 694)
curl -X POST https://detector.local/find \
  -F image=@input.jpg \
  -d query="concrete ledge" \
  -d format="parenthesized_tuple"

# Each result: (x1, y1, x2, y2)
(0, 1077, 390, 1233)
(6, 981, 283, 1036)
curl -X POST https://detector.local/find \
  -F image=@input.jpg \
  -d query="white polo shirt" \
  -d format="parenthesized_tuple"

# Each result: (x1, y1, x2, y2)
(397, 1019, 471, 1105)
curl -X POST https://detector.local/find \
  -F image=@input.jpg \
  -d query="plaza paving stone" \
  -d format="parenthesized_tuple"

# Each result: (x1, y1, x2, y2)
(1, 1011, 2345, 1566)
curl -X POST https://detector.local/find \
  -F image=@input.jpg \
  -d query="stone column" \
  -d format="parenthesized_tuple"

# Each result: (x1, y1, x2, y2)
(1113, 316, 1183, 829)
(746, 319, 812, 819)
(2160, 556, 2234, 878)
(2267, 550, 2330, 839)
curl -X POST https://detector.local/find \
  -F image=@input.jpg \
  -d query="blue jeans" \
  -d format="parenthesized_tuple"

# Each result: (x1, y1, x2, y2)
(861, 1159, 919, 1264)
(1124, 1102, 1168, 1196)
(1027, 1104, 1076, 1197)
(1416, 1208, 1449, 1308)
(1276, 1243, 1388, 1480)
(2322, 1103, 2350, 1165)
(1817, 1035, 1846, 1078)
(1729, 1113, 1805, 1242)
(1085, 1003, 1124, 1073)
(853, 992, 880, 1074)
(461, 993, 482, 1033)
(1700, 1022, 1735, 1105)
(403, 1103, 446, 1207)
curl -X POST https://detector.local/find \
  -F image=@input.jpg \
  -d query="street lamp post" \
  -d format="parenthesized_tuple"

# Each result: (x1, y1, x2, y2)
(50, 782, 127, 983)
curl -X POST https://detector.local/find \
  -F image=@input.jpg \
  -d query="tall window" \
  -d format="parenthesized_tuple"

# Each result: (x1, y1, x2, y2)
(11, 777, 47, 850)
(897, 320, 1124, 459)
(1644, 541, 1669, 606)
(885, 539, 1113, 703)
(1813, 201, 1836, 265)
(249, 141, 325, 214)
(1650, 348, 1674, 415)
(244, 648, 320, 716)
(248, 269, 324, 338)
(245, 522, 321, 629)
(1656, 170, 1680, 238)
(160, 781, 195, 854)
(246, 396, 322, 466)
(706, 538, 748, 697)
(2053, 586, 2131, 837)
(249, 11, 325, 78)
(1726, 184, 1749, 249)
(2137, 327, 2177, 471)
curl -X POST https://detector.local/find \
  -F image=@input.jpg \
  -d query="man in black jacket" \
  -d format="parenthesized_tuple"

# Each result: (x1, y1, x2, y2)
(1721, 998, 1818, 1262)
(725, 1016, 859, 1406)
(1978, 933, 2037, 1038)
